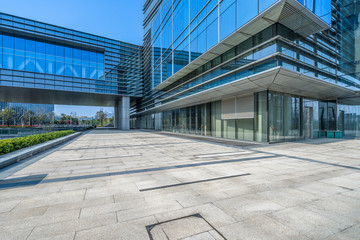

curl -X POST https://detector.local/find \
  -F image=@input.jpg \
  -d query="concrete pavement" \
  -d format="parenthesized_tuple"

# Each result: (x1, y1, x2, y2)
(0, 130, 359, 240)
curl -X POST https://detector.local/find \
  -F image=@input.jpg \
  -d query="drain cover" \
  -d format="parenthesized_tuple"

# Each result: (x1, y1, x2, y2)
(146, 214, 225, 240)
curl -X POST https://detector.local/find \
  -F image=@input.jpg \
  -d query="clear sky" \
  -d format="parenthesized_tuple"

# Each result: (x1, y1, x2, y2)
(0, 0, 144, 45)
(0, 0, 143, 117)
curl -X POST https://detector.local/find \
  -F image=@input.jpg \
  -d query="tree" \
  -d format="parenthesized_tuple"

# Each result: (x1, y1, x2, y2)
(47, 111, 55, 126)
(13, 106, 26, 126)
(95, 109, 108, 127)
(37, 113, 47, 125)
(24, 110, 36, 126)
(0, 107, 15, 127)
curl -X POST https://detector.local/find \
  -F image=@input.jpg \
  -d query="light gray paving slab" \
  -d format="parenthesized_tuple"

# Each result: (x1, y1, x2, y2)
(0, 227, 33, 240)
(0, 130, 359, 239)
(156, 215, 212, 240)
(182, 231, 216, 240)
(74, 216, 156, 240)
(27, 212, 117, 240)
(218, 215, 309, 240)
(214, 194, 285, 221)
(269, 206, 350, 239)
(324, 224, 360, 240)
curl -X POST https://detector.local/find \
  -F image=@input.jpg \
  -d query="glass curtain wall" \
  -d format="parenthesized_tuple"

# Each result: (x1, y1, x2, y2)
(151, 100, 255, 141)
(268, 91, 301, 142)
(147, 0, 331, 90)
(338, 104, 360, 138)
(134, 90, 360, 142)
(0, 32, 104, 79)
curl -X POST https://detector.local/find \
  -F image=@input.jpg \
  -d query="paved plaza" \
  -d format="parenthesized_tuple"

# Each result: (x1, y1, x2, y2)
(0, 130, 360, 240)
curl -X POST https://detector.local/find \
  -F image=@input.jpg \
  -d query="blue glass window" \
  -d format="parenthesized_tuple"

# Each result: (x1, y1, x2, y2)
(81, 49, 89, 62)
(237, 0, 258, 28)
(306, 0, 314, 11)
(190, 0, 207, 20)
(55, 45, 64, 57)
(207, 14, 218, 50)
(173, 0, 189, 41)
(220, 2, 236, 40)
(259, 0, 277, 12)
(65, 46, 73, 59)
(14, 37, 25, 51)
(0, 33, 104, 79)
(25, 39, 35, 57)
(36, 41, 45, 54)
(46, 43, 55, 56)
(3, 35, 14, 55)
(90, 51, 97, 63)
(36, 58, 45, 73)
(14, 55, 24, 70)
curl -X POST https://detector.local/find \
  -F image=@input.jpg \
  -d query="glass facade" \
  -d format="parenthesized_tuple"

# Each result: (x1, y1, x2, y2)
(134, 0, 360, 142)
(1, 2, 360, 141)
(0, 32, 104, 79)
(0, 101, 54, 126)
(144, 0, 331, 91)
(132, 90, 360, 141)
(0, 12, 142, 96)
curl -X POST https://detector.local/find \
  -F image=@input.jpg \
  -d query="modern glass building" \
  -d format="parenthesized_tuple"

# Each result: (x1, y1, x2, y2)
(131, 0, 360, 142)
(1, 2, 360, 142)
(0, 12, 143, 129)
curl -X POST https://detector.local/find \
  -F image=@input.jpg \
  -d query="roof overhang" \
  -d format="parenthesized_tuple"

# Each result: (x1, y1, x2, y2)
(154, 0, 330, 91)
(134, 67, 360, 116)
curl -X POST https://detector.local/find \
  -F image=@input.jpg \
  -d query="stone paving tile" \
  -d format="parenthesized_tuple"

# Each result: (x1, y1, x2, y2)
(0, 205, 47, 222)
(181, 231, 217, 240)
(257, 188, 319, 207)
(302, 194, 360, 225)
(27, 212, 117, 239)
(36, 232, 75, 240)
(80, 198, 147, 218)
(324, 224, 360, 240)
(213, 194, 285, 221)
(0, 130, 360, 239)
(218, 215, 309, 240)
(269, 206, 351, 239)
(74, 216, 156, 240)
(153, 215, 212, 240)
(0, 209, 81, 231)
(0, 199, 22, 213)
(0, 227, 33, 240)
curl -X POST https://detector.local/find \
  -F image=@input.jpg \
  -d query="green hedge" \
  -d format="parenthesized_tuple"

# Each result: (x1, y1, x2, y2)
(0, 130, 75, 155)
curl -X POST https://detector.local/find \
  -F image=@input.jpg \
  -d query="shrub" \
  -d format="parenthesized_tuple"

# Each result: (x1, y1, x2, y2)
(0, 130, 75, 155)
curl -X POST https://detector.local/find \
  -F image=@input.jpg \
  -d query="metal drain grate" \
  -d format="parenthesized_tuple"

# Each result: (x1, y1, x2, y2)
(146, 214, 226, 240)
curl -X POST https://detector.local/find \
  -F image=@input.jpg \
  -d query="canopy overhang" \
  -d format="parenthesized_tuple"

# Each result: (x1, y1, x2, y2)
(134, 67, 360, 116)
(154, 0, 330, 91)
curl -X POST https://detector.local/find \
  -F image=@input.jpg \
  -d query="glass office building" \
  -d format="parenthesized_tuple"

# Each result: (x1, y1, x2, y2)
(132, 0, 360, 142)
(0, 12, 142, 96)
(0, 12, 142, 129)
(1, 2, 359, 141)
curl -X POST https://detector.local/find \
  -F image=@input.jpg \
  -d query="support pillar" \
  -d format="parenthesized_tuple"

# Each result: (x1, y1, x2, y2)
(115, 96, 130, 130)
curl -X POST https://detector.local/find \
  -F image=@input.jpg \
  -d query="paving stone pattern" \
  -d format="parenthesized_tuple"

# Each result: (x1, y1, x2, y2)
(0, 130, 359, 240)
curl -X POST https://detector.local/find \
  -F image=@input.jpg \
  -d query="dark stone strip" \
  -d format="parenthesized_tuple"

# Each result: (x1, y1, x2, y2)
(139, 173, 251, 192)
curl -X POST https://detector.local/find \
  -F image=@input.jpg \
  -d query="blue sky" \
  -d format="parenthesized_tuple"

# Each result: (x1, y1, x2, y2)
(0, 0, 143, 116)
(0, 0, 143, 45)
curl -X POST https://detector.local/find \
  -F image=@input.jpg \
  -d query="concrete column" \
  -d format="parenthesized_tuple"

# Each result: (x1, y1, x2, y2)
(115, 96, 130, 130)
(154, 113, 162, 130)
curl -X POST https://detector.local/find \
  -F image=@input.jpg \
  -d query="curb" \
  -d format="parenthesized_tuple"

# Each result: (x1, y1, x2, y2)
(0, 132, 82, 169)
